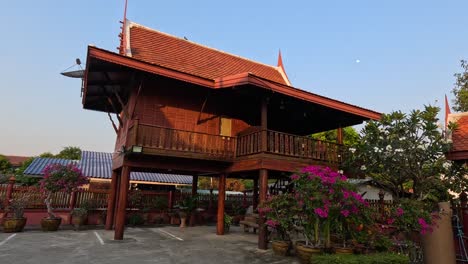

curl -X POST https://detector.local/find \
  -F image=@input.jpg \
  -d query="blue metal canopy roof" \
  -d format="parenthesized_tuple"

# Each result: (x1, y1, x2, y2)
(23, 151, 192, 185)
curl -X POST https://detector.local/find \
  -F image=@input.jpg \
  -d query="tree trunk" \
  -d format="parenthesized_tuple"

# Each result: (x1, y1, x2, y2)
(44, 193, 56, 219)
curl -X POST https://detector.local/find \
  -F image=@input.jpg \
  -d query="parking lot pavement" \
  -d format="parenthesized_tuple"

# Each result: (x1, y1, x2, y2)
(0, 226, 299, 264)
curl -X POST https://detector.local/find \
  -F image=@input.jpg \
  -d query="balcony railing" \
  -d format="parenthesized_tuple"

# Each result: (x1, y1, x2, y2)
(127, 122, 237, 160)
(237, 130, 343, 164)
(127, 122, 343, 164)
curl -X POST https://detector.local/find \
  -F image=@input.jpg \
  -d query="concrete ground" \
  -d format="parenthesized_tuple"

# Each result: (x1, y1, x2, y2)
(0, 225, 299, 264)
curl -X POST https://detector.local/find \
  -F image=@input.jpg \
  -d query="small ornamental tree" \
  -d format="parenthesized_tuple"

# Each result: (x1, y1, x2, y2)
(344, 105, 468, 201)
(259, 193, 300, 241)
(291, 166, 370, 248)
(40, 164, 88, 219)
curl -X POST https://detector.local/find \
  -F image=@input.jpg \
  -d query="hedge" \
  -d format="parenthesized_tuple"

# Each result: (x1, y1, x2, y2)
(310, 253, 409, 264)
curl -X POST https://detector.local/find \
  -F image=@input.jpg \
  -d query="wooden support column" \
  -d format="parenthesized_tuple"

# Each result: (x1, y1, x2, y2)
(216, 173, 226, 235)
(4, 176, 15, 215)
(192, 175, 199, 196)
(337, 127, 343, 145)
(68, 191, 77, 224)
(114, 166, 130, 240)
(105, 170, 119, 230)
(258, 169, 268, 250)
(253, 177, 259, 209)
(261, 97, 268, 152)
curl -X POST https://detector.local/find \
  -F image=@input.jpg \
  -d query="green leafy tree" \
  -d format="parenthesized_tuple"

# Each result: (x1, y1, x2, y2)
(344, 105, 467, 201)
(56, 146, 81, 160)
(0, 155, 12, 174)
(39, 152, 55, 158)
(14, 157, 40, 186)
(311, 127, 360, 145)
(452, 60, 468, 112)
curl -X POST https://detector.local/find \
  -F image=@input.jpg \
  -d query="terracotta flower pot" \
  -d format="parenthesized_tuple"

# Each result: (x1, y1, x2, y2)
(180, 217, 187, 228)
(3, 218, 27, 233)
(272, 240, 290, 256)
(41, 217, 62, 231)
(295, 242, 322, 264)
(334, 247, 354, 255)
(72, 215, 87, 231)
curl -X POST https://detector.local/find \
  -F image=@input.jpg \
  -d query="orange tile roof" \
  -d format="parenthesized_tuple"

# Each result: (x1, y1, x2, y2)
(5, 155, 30, 167)
(451, 115, 468, 152)
(127, 22, 288, 85)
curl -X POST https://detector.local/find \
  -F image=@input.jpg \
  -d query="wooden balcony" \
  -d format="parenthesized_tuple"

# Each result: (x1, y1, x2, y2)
(127, 122, 237, 161)
(236, 130, 343, 164)
(126, 122, 343, 164)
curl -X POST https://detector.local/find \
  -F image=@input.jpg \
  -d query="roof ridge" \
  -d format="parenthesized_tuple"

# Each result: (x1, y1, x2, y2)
(127, 20, 283, 74)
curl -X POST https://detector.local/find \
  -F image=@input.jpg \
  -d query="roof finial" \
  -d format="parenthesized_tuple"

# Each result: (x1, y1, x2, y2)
(277, 49, 284, 68)
(277, 49, 291, 86)
(119, 0, 129, 55)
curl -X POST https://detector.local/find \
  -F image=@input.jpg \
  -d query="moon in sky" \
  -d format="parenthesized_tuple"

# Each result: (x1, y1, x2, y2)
(355, 59, 361, 63)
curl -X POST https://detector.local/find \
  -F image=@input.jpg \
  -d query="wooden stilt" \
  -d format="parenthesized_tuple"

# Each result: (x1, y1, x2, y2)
(114, 166, 130, 240)
(216, 173, 226, 235)
(337, 127, 343, 145)
(258, 169, 268, 249)
(105, 170, 118, 230)
(253, 177, 259, 209)
(192, 175, 199, 196)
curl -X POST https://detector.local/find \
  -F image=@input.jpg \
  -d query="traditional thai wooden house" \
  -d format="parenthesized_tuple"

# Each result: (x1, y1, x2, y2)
(80, 20, 380, 248)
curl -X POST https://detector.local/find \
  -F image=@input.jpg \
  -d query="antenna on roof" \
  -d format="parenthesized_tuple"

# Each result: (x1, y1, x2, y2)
(60, 58, 84, 78)
(118, 0, 129, 55)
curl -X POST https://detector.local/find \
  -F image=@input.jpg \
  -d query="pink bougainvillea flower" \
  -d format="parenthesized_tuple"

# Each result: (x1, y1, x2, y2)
(340, 210, 350, 217)
(396, 207, 404, 217)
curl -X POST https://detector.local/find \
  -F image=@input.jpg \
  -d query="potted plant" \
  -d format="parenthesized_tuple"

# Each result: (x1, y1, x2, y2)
(40, 163, 88, 231)
(3, 194, 30, 233)
(176, 195, 197, 228)
(231, 202, 247, 225)
(290, 166, 370, 262)
(152, 196, 169, 224)
(259, 193, 299, 256)
(224, 213, 233, 233)
(71, 207, 88, 230)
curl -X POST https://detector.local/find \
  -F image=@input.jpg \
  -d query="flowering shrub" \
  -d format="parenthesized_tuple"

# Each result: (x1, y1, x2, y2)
(40, 163, 88, 219)
(387, 199, 437, 235)
(292, 165, 370, 247)
(258, 193, 300, 241)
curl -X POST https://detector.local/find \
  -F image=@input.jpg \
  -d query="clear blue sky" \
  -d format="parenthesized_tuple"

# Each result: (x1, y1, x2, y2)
(1, 0, 467, 156)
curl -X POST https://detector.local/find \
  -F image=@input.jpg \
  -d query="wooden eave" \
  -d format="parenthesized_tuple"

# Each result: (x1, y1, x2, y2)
(83, 46, 381, 121)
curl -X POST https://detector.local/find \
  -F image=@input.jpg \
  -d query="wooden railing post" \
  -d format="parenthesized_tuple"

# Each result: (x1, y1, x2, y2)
(168, 191, 173, 209)
(4, 176, 15, 216)
(69, 191, 78, 224)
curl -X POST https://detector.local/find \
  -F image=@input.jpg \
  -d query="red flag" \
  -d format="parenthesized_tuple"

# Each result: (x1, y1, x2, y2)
(445, 94, 451, 128)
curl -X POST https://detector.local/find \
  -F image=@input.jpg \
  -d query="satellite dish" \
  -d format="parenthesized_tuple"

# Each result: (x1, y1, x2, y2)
(61, 70, 85, 78)
(61, 58, 84, 78)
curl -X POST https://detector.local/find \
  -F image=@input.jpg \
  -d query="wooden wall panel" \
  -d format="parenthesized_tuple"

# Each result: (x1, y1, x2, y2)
(131, 80, 252, 136)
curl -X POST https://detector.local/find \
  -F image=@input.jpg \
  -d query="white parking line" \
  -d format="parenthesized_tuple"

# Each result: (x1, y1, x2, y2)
(94, 231, 105, 245)
(152, 229, 184, 241)
(0, 234, 16, 246)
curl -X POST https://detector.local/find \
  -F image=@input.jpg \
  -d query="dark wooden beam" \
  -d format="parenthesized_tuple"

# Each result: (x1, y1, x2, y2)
(192, 175, 199, 196)
(114, 166, 130, 240)
(105, 170, 119, 230)
(107, 112, 118, 133)
(216, 173, 226, 235)
(197, 92, 210, 125)
(258, 169, 268, 249)
(130, 80, 143, 119)
(106, 97, 123, 127)
(261, 97, 268, 152)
